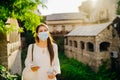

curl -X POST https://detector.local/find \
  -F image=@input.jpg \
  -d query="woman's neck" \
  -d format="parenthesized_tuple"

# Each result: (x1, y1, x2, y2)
(37, 40, 47, 48)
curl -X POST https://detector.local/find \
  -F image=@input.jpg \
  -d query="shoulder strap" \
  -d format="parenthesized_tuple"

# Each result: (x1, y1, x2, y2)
(31, 44, 34, 62)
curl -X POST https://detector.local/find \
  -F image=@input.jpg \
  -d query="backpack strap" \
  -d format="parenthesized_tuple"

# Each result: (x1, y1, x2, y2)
(31, 44, 34, 62)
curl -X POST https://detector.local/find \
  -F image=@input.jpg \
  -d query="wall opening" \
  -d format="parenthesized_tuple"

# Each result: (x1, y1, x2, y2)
(87, 42, 94, 52)
(74, 41, 77, 48)
(69, 40, 72, 46)
(100, 42, 110, 52)
(80, 41, 85, 50)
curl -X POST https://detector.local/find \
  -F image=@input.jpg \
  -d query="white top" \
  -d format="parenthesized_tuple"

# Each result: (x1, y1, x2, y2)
(22, 43, 61, 80)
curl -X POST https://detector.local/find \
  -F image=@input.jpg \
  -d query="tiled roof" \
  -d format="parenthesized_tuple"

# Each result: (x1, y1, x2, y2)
(66, 22, 111, 36)
(46, 13, 85, 21)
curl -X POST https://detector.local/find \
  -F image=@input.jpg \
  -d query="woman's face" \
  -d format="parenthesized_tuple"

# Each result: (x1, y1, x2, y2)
(37, 26, 48, 33)
(37, 26, 49, 41)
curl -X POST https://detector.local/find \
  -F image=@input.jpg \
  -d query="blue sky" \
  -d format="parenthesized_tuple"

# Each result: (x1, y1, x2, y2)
(39, 0, 86, 15)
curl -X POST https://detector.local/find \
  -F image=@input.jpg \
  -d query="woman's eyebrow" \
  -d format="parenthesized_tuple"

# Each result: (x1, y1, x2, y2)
(45, 29, 48, 31)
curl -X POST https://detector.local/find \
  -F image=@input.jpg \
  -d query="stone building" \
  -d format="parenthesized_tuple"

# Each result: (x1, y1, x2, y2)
(46, 13, 88, 36)
(64, 22, 120, 71)
(0, 18, 22, 75)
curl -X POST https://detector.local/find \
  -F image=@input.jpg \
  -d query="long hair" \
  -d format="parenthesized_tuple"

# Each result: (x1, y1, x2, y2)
(35, 23, 54, 66)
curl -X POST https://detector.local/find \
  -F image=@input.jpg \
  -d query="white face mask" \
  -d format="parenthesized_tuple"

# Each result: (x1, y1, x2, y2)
(38, 32, 49, 41)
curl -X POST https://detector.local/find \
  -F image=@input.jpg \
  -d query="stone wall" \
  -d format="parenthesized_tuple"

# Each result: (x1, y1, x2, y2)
(0, 18, 22, 75)
(0, 32, 22, 75)
(0, 33, 8, 67)
(7, 41, 21, 75)
(96, 25, 120, 53)
(64, 36, 96, 64)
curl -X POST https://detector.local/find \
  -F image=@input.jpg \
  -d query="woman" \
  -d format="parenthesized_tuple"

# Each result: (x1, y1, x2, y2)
(22, 23, 61, 80)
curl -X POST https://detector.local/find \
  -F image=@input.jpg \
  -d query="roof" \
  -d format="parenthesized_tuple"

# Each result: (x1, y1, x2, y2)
(46, 13, 85, 21)
(66, 22, 111, 36)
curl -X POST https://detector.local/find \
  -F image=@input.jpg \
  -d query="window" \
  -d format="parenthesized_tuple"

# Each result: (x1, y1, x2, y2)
(69, 40, 72, 46)
(100, 42, 110, 51)
(80, 41, 85, 49)
(74, 41, 77, 48)
(65, 37, 68, 45)
(107, 25, 110, 30)
(87, 42, 94, 52)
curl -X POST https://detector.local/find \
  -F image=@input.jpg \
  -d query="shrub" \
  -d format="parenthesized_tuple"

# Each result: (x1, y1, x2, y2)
(0, 65, 21, 80)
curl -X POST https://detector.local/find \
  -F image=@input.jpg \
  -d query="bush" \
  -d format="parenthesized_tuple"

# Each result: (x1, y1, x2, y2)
(0, 65, 21, 80)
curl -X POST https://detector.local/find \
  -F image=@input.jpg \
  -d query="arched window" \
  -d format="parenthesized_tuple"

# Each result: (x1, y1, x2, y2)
(69, 40, 72, 46)
(74, 41, 77, 48)
(87, 42, 94, 52)
(100, 42, 110, 51)
(80, 41, 85, 49)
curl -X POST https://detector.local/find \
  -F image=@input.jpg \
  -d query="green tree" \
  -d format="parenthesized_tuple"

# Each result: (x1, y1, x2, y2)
(0, 0, 46, 34)
(117, 0, 120, 15)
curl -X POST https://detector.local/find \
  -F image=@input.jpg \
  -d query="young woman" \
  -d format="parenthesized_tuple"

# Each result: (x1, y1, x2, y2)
(22, 23, 61, 80)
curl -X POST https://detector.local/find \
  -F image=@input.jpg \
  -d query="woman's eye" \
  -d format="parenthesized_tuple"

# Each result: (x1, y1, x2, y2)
(39, 30, 43, 32)
(44, 29, 48, 31)
(38, 29, 48, 32)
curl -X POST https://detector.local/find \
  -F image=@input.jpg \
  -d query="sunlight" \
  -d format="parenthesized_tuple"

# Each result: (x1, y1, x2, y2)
(91, 0, 98, 7)
(39, 0, 87, 15)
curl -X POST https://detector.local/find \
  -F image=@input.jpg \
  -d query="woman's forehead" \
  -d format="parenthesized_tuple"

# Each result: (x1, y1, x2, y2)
(38, 26, 48, 30)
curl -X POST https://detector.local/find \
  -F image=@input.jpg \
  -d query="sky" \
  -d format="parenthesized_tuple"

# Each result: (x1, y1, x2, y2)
(39, 0, 87, 15)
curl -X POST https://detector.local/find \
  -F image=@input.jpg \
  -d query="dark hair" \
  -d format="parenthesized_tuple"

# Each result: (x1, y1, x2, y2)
(35, 23, 54, 66)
